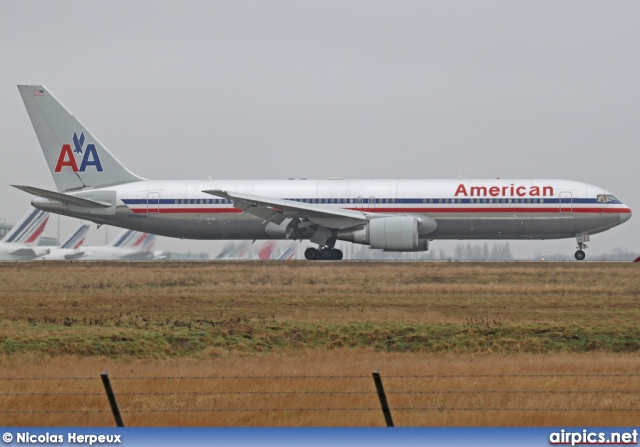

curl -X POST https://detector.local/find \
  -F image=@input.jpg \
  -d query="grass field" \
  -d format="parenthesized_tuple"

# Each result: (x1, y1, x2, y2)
(0, 261, 639, 426)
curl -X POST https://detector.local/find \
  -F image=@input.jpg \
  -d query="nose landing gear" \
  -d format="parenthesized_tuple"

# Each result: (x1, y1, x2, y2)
(574, 233, 590, 261)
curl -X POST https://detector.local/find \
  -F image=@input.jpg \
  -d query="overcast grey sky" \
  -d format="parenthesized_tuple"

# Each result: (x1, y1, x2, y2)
(1, 1, 638, 258)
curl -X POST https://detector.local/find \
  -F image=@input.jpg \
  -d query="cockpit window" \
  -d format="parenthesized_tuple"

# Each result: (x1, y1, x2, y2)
(597, 194, 619, 203)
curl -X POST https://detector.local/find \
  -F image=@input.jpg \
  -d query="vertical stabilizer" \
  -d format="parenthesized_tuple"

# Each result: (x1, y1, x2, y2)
(109, 229, 143, 247)
(1, 208, 50, 245)
(138, 234, 157, 252)
(60, 224, 91, 249)
(18, 85, 143, 191)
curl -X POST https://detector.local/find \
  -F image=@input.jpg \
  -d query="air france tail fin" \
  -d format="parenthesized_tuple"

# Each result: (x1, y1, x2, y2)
(1, 208, 50, 245)
(60, 223, 90, 249)
(18, 85, 144, 192)
(131, 233, 156, 251)
(109, 228, 148, 248)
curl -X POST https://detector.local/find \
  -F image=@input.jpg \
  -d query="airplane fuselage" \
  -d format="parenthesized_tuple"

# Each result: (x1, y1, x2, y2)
(31, 178, 631, 242)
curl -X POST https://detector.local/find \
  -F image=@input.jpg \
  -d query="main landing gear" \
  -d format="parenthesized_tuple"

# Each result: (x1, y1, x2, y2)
(304, 247, 343, 261)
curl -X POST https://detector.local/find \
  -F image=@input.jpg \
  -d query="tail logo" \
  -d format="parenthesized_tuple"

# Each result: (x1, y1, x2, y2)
(54, 131, 103, 173)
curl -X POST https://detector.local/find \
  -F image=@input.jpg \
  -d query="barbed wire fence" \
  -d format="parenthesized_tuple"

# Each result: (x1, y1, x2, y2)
(2, 372, 640, 426)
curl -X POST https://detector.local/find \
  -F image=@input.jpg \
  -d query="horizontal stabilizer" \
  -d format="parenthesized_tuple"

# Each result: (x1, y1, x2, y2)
(64, 252, 86, 261)
(12, 185, 112, 208)
(8, 247, 42, 257)
(119, 251, 155, 260)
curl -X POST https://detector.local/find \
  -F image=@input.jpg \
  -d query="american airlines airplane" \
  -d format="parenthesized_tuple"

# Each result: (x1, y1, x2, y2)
(0, 207, 50, 261)
(14, 85, 632, 261)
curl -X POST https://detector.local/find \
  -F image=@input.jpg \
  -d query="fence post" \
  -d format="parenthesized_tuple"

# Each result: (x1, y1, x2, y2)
(100, 371, 124, 427)
(372, 369, 394, 427)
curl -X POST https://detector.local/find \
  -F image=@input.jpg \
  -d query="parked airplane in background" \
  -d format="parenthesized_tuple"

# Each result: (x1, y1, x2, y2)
(38, 227, 162, 260)
(0, 208, 50, 260)
(34, 223, 90, 260)
(14, 85, 632, 261)
(276, 244, 297, 260)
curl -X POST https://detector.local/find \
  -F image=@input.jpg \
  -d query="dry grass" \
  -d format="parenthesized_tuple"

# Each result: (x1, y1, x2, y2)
(0, 261, 638, 325)
(1, 351, 640, 426)
(1, 261, 639, 426)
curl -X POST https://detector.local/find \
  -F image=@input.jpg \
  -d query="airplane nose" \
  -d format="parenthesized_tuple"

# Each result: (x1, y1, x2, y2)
(620, 209, 632, 223)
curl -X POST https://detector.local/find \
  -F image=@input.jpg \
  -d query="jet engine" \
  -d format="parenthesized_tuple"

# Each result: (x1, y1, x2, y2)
(337, 216, 437, 251)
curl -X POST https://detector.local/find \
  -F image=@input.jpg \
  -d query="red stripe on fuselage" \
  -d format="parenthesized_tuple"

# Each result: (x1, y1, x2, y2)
(130, 207, 242, 214)
(348, 207, 632, 214)
(128, 206, 631, 215)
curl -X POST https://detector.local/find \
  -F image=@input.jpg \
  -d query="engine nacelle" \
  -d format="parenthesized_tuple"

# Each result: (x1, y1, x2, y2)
(385, 239, 429, 252)
(338, 216, 436, 251)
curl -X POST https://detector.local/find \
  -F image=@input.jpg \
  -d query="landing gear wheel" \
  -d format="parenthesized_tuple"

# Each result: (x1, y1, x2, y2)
(304, 247, 319, 260)
(318, 248, 334, 260)
(575, 250, 586, 261)
(332, 249, 343, 260)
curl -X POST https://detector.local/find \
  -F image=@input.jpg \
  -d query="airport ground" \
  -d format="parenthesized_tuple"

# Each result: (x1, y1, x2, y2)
(0, 261, 639, 426)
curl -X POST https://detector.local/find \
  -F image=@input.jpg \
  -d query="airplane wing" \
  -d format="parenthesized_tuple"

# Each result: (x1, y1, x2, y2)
(202, 189, 368, 230)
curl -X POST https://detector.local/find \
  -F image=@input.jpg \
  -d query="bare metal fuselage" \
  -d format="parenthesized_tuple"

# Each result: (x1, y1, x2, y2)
(31, 178, 631, 244)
